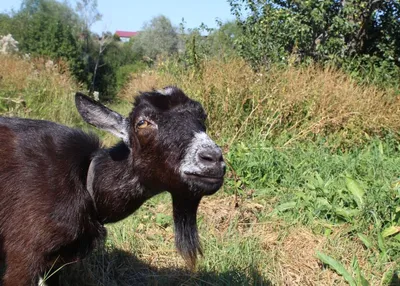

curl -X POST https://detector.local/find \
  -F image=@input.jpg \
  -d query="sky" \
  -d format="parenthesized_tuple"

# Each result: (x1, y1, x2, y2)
(0, 0, 235, 34)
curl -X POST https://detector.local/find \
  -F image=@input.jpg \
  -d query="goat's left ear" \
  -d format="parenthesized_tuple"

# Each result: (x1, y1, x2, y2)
(75, 92, 129, 144)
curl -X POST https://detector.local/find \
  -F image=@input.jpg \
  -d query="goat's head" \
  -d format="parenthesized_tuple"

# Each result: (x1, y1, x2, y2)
(75, 86, 225, 268)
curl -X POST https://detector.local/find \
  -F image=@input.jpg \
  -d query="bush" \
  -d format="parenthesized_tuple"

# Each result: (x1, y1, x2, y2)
(229, 0, 400, 87)
(116, 62, 147, 92)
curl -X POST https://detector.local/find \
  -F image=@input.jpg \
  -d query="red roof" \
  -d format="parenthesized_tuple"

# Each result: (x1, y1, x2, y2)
(115, 30, 139, 38)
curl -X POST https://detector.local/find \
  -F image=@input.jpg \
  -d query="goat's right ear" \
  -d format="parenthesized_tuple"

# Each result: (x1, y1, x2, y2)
(75, 92, 129, 144)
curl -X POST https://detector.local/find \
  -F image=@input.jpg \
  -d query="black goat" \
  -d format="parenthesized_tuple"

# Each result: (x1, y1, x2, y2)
(0, 87, 225, 286)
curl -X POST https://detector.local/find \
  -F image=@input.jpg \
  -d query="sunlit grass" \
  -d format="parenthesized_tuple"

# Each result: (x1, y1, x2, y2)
(0, 55, 399, 285)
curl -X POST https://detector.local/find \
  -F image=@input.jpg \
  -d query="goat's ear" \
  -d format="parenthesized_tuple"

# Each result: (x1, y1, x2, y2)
(75, 92, 129, 144)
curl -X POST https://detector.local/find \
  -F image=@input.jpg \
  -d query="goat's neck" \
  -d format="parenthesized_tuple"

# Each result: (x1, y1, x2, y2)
(90, 142, 154, 224)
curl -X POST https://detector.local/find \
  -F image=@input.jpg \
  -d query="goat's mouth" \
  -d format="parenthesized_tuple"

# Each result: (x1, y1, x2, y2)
(183, 172, 224, 184)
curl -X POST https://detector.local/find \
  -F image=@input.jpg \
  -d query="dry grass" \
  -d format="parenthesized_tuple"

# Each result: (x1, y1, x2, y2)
(0, 55, 81, 126)
(60, 194, 397, 285)
(1, 55, 398, 285)
(121, 58, 400, 147)
(198, 196, 395, 286)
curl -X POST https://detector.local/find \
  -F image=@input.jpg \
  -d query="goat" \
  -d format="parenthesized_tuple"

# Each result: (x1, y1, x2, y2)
(0, 86, 225, 286)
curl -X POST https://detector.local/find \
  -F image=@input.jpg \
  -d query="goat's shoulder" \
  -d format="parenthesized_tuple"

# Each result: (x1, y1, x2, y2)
(0, 117, 102, 239)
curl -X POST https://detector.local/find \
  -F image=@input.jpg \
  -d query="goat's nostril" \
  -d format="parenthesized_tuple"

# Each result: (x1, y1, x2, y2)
(200, 153, 214, 162)
(198, 149, 221, 165)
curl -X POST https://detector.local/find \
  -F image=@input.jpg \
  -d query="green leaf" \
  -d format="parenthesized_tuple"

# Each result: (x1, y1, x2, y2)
(316, 251, 356, 286)
(353, 257, 370, 286)
(377, 233, 388, 261)
(316, 197, 331, 208)
(235, 180, 242, 188)
(316, 172, 324, 186)
(357, 233, 372, 249)
(378, 141, 384, 155)
(335, 207, 360, 220)
(345, 177, 365, 208)
(306, 182, 315, 190)
(381, 226, 400, 238)
(275, 201, 296, 212)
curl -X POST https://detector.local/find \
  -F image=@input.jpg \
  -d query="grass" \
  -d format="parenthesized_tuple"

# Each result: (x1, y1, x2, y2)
(1, 54, 399, 285)
(0, 55, 83, 127)
(56, 139, 399, 285)
(122, 58, 400, 148)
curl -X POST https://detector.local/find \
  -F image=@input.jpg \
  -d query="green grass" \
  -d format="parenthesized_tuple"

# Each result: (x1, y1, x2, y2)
(56, 137, 400, 285)
(227, 137, 400, 229)
(61, 193, 272, 285)
(1, 55, 400, 285)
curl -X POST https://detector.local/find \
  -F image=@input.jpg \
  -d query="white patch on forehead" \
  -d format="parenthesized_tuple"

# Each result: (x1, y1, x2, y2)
(179, 132, 217, 176)
(157, 86, 176, 96)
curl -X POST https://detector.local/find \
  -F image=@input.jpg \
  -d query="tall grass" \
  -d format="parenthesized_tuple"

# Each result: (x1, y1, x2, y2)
(1, 55, 399, 285)
(119, 58, 400, 284)
(0, 55, 82, 127)
(122, 58, 400, 148)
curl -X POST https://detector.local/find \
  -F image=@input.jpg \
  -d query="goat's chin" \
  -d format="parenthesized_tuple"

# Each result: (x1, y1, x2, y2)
(190, 180, 223, 196)
(172, 195, 202, 269)
(182, 173, 224, 196)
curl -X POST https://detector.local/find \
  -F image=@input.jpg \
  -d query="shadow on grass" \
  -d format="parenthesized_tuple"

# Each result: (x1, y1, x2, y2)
(60, 248, 271, 286)
(390, 271, 399, 286)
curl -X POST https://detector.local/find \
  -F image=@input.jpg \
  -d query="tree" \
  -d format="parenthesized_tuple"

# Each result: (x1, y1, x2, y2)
(75, 0, 101, 32)
(206, 20, 242, 58)
(7, 0, 85, 77)
(87, 34, 144, 101)
(229, 0, 400, 84)
(89, 32, 113, 94)
(132, 15, 179, 60)
(75, 0, 102, 76)
(0, 14, 13, 36)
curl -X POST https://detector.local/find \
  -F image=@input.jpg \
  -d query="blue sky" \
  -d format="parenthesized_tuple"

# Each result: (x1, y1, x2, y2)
(0, 0, 235, 34)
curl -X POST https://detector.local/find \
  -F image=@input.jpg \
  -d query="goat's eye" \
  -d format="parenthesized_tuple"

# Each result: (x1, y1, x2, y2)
(137, 120, 149, 129)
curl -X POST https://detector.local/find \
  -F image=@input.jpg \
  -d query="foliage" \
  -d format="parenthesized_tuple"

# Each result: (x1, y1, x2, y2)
(88, 36, 145, 101)
(227, 138, 400, 232)
(115, 62, 147, 92)
(0, 0, 145, 100)
(0, 14, 13, 35)
(177, 20, 241, 70)
(207, 20, 242, 58)
(75, 0, 102, 83)
(229, 0, 400, 86)
(132, 15, 179, 60)
(0, 0, 85, 78)
(75, 0, 102, 32)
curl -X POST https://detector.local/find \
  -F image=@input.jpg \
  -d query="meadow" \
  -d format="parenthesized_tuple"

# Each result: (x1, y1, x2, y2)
(0, 55, 399, 285)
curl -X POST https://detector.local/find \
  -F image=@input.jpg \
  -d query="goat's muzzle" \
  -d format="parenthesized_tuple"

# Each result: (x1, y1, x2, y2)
(180, 132, 226, 196)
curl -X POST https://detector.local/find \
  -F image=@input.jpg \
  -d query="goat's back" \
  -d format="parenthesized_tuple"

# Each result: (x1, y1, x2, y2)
(0, 117, 105, 271)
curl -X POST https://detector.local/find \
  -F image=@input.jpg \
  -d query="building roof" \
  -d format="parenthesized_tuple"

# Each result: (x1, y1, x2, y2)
(115, 30, 139, 38)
